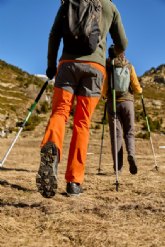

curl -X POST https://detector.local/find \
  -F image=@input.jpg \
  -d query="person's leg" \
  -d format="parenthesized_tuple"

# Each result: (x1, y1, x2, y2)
(121, 101, 137, 174)
(41, 87, 74, 160)
(107, 102, 123, 172)
(36, 87, 74, 198)
(121, 101, 135, 156)
(65, 62, 105, 195)
(65, 95, 99, 184)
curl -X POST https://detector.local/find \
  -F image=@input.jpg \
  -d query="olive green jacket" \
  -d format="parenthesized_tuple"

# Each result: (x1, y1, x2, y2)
(47, 0, 128, 68)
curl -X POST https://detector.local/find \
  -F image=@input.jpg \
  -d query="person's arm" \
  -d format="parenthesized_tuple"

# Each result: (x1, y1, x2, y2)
(109, 7, 128, 56)
(47, 6, 64, 71)
(130, 65, 143, 94)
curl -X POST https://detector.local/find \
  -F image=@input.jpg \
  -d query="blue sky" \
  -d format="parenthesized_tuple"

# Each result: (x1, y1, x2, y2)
(0, 0, 164, 77)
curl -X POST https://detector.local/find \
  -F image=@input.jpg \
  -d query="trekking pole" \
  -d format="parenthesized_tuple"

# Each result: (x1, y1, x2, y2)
(111, 59, 119, 191)
(0, 80, 49, 167)
(97, 101, 107, 174)
(141, 94, 158, 171)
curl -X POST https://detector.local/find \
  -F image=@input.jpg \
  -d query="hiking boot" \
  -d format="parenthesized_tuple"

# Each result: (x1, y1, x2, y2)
(36, 141, 59, 198)
(128, 155, 138, 175)
(66, 182, 83, 196)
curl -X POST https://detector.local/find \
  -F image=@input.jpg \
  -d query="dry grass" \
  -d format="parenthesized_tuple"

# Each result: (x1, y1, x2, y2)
(0, 110, 164, 247)
(0, 60, 164, 246)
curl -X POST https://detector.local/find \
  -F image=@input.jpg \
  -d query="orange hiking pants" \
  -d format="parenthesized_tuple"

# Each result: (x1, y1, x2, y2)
(41, 61, 106, 184)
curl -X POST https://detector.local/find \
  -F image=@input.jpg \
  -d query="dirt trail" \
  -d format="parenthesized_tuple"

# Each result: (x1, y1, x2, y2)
(0, 116, 164, 247)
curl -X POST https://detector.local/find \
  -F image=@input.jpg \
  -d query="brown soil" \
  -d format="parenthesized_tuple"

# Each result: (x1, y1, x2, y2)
(0, 110, 164, 247)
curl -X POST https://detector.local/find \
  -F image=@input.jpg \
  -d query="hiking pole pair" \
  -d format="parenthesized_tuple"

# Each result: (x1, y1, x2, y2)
(98, 100, 107, 174)
(141, 94, 158, 171)
(0, 80, 49, 167)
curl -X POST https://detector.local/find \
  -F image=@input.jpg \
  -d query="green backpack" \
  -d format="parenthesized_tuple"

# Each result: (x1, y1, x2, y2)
(113, 64, 131, 96)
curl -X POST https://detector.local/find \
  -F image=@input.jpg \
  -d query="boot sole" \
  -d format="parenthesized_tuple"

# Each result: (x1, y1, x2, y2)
(36, 142, 58, 198)
(66, 192, 81, 197)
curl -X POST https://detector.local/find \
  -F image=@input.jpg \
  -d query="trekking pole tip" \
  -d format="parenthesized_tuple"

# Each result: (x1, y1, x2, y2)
(97, 168, 102, 174)
(155, 165, 159, 171)
(151, 165, 159, 172)
(115, 181, 119, 192)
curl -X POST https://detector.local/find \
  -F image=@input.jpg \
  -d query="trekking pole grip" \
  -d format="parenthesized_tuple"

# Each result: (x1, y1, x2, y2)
(141, 94, 147, 117)
(35, 80, 49, 103)
(29, 80, 49, 112)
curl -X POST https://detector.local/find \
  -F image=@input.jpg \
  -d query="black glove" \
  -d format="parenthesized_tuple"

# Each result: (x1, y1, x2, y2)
(46, 67, 57, 80)
(108, 45, 116, 59)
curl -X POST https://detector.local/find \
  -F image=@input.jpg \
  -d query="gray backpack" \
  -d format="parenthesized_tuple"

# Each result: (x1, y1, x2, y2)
(62, 0, 102, 55)
(113, 65, 131, 96)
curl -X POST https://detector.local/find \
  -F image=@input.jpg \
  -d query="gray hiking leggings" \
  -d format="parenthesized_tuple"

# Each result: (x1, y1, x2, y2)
(107, 100, 135, 167)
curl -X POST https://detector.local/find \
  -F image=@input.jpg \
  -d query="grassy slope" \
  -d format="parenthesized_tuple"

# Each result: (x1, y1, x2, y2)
(0, 59, 164, 133)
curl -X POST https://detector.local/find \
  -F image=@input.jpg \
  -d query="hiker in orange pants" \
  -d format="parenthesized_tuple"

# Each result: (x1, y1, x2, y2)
(36, 0, 128, 198)
(40, 62, 105, 185)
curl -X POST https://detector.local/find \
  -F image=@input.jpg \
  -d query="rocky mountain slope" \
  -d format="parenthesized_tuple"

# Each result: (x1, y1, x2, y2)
(0, 60, 53, 136)
(0, 59, 165, 137)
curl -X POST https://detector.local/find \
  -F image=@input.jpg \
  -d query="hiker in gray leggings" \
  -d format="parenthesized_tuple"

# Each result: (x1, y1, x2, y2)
(103, 52, 142, 174)
(107, 100, 137, 174)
